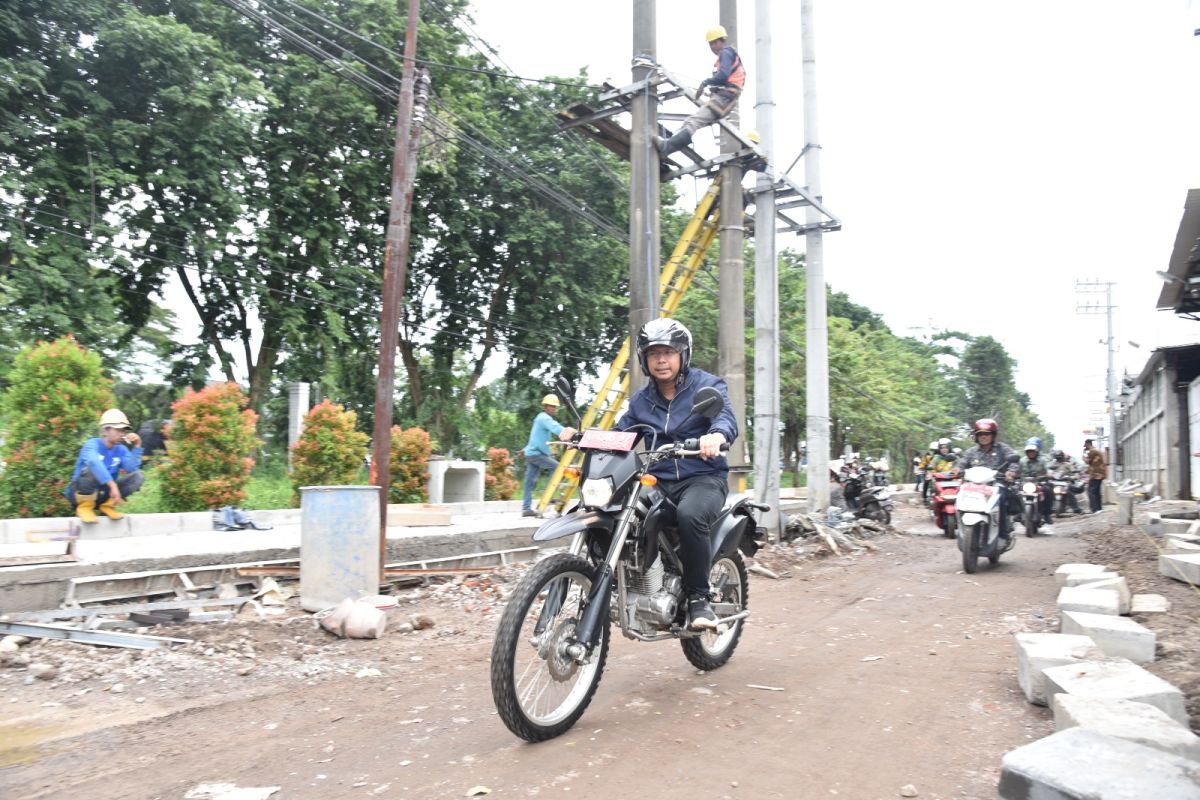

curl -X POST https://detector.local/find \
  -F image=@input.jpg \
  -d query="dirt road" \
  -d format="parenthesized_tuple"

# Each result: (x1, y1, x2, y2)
(0, 506, 1115, 799)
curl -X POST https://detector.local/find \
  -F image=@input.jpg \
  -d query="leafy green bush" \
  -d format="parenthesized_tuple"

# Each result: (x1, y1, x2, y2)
(159, 382, 259, 511)
(0, 337, 116, 517)
(389, 426, 434, 504)
(290, 400, 369, 503)
(485, 447, 518, 500)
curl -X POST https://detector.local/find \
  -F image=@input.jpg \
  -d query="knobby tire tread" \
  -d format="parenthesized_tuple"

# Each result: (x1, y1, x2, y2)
(681, 549, 748, 671)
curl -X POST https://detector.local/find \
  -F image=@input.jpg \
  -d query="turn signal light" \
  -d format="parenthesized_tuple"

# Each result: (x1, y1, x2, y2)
(640, 475, 657, 487)
(564, 467, 582, 479)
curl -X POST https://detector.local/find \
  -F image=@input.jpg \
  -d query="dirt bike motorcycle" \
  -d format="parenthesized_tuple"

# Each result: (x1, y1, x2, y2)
(928, 470, 960, 538)
(490, 386, 768, 742)
(954, 456, 1019, 573)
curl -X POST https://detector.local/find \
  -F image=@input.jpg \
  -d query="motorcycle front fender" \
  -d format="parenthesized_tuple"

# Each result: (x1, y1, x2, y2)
(531, 511, 615, 542)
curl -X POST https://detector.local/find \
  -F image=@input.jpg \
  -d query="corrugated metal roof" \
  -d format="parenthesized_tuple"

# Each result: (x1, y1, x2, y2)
(1157, 188, 1200, 313)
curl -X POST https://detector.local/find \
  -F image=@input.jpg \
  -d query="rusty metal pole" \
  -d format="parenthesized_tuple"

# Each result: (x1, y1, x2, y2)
(372, 0, 423, 579)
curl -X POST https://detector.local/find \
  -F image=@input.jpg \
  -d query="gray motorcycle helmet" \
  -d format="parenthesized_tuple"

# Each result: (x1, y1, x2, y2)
(636, 318, 692, 376)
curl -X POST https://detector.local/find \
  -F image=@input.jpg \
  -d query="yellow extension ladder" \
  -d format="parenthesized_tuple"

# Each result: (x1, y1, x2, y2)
(536, 177, 723, 513)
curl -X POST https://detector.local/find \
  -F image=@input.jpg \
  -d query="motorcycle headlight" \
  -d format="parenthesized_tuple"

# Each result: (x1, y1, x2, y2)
(1022, 482, 1036, 494)
(581, 477, 615, 507)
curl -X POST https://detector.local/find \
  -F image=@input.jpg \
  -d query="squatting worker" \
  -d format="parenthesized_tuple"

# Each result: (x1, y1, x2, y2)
(615, 318, 738, 631)
(66, 408, 144, 523)
(657, 25, 746, 157)
(520, 394, 577, 518)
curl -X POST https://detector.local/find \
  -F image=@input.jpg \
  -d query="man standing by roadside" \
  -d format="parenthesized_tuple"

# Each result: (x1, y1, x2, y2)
(520, 394, 576, 518)
(1084, 438, 1107, 514)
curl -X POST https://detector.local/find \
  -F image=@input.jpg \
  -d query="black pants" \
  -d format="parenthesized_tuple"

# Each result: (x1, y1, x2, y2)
(67, 466, 144, 504)
(657, 474, 728, 599)
(1087, 478, 1103, 513)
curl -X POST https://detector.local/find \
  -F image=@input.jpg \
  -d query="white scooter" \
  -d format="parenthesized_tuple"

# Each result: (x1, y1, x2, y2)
(954, 458, 1018, 574)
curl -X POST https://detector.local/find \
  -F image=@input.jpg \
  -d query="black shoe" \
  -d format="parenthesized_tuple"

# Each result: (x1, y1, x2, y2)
(686, 597, 718, 631)
(521, 509, 538, 517)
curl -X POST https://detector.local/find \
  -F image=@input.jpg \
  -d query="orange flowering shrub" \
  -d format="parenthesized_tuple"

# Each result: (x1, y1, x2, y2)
(485, 447, 518, 501)
(159, 382, 259, 511)
(388, 426, 434, 503)
(290, 400, 369, 504)
(0, 337, 115, 517)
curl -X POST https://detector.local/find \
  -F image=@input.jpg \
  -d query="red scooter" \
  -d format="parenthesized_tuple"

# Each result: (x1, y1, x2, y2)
(929, 471, 960, 538)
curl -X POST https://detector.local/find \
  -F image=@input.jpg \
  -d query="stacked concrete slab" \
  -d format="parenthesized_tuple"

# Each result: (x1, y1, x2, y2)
(999, 562, 1199, 798)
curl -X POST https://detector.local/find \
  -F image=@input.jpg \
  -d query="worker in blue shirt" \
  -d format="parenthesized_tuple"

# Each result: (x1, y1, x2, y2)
(66, 408, 144, 523)
(521, 394, 576, 517)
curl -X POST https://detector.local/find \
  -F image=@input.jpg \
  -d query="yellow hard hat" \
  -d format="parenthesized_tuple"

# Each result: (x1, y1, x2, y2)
(99, 408, 132, 429)
(541, 394, 560, 407)
(705, 25, 727, 43)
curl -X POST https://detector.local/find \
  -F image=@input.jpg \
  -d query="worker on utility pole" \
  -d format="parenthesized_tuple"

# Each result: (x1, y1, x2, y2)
(657, 25, 746, 157)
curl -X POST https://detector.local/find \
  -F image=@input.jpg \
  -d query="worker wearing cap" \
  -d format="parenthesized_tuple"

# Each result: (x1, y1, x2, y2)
(520, 394, 577, 517)
(658, 25, 747, 157)
(66, 408, 144, 523)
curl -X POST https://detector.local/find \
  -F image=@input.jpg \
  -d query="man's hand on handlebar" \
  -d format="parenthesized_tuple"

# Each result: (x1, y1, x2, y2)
(558, 427, 577, 442)
(698, 432, 726, 460)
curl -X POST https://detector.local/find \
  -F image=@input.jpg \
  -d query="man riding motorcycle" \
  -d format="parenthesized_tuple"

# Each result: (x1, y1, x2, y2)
(1016, 438, 1053, 526)
(953, 419, 1019, 541)
(615, 318, 738, 632)
(1049, 448, 1084, 515)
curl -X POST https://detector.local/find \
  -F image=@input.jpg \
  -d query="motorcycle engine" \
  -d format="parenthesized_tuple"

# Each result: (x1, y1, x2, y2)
(620, 557, 681, 633)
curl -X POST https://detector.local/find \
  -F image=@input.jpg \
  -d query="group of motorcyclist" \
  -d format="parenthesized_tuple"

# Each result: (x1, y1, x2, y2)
(914, 419, 1095, 541)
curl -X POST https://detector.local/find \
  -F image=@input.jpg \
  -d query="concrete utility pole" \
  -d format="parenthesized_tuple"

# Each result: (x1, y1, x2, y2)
(1076, 280, 1119, 479)
(371, 0, 424, 571)
(629, 0, 660, 367)
(802, 0, 831, 511)
(717, 0, 748, 489)
(752, 0, 781, 536)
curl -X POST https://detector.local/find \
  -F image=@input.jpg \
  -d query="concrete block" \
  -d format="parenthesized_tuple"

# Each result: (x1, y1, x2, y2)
(126, 513, 187, 536)
(999, 727, 1200, 800)
(385, 503, 453, 527)
(1057, 586, 1120, 616)
(1160, 553, 1200, 585)
(1052, 694, 1200, 761)
(1063, 571, 1119, 587)
(1014, 633, 1098, 706)
(1074, 576, 1132, 615)
(1055, 563, 1108, 587)
(1042, 659, 1189, 725)
(1060, 610, 1155, 664)
(1131, 593, 1171, 614)
(1165, 538, 1200, 553)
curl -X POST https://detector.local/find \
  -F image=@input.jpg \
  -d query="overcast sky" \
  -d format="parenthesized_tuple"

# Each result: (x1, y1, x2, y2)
(467, 0, 1200, 450)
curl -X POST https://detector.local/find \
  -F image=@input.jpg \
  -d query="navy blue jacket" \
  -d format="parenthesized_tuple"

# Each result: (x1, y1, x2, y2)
(615, 367, 738, 481)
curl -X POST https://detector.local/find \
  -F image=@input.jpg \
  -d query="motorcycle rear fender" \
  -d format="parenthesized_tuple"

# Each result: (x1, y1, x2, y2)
(712, 504, 755, 560)
(531, 511, 615, 542)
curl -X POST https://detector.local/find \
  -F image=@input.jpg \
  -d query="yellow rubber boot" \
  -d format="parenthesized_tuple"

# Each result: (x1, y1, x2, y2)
(75, 493, 99, 524)
(98, 497, 125, 520)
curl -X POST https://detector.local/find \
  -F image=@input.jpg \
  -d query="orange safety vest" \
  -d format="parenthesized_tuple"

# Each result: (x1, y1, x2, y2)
(713, 48, 746, 89)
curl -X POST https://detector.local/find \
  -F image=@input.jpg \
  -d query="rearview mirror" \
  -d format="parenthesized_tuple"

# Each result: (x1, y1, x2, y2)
(691, 386, 723, 420)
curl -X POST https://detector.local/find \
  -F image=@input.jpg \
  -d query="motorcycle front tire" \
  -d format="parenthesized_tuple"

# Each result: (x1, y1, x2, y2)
(682, 550, 749, 671)
(1023, 506, 1038, 537)
(941, 514, 955, 539)
(490, 553, 610, 742)
(962, 524, 980, 574)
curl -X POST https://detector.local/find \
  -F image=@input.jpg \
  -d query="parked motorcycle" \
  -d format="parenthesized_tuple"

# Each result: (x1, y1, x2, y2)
(856, 483, 894, 525)
(954, 456, 1019, 573)
(490, 386, 767, 742)
(929, 470, 960, 538)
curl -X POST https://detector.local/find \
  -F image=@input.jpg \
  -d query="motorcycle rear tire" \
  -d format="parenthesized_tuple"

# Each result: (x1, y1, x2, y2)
(682, 550, 749, 671)
(941, 515, 955, 539)
(491, 553, 610, 742)
(961, 525, 979, 574)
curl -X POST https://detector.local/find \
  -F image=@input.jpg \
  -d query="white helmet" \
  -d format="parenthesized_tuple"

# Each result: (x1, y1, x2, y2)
(98, 409, 132, 430)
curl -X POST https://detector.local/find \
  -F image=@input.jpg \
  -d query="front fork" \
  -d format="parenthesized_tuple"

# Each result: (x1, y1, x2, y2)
(565, 483, 644, 661)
